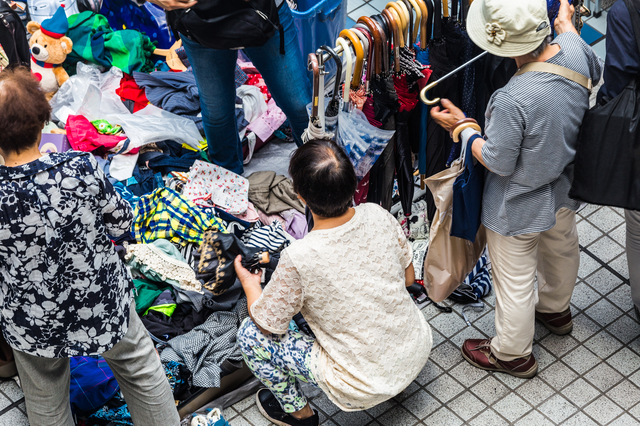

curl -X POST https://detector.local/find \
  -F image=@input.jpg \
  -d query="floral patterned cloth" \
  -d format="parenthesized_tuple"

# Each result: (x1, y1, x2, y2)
(183, 160, 249, 215)
(237, 318, 317, 413)
(0, 152, 134, 358)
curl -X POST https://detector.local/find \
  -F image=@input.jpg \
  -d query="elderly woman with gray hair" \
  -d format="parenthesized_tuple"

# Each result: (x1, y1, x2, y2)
(431, 0, 601, 378)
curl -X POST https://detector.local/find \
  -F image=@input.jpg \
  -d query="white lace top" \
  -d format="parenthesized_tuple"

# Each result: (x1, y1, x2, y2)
(251, 203, 432, 411)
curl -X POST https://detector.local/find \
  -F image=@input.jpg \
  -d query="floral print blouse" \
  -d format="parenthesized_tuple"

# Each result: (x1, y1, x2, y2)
(0, 152, 134, 358)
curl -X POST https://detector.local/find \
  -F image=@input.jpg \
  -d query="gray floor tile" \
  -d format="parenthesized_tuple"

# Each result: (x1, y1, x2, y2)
(393, 382, 420, 403)
(366, 0, 387, 12)
(577, 220, 604, 245)
(468, 409, 509, 426)
(0, 391, 14, 412)
(491, 393, 532, 423)
(229, 416, 253, 426)
(583, 395, 624, 424)
(537, 394, 578, 423)
(539, 334, 579, 358)
(347, 0, 365, 13)
(610, 223, 627, 246)
(233, 396, 256, 413)
(347, 3, 378, 20)
(588, 268, 626, 296)
(628, 402, 640, 421)
(430, 329, 446, 348)
(515, 376, 555, 407)
(609, 315, 640, 344)
(587, 207, 626, 233)
(570, 313, 601, 342)
(585, 298, 624, 327)
(561, 346, 601, 374)
(609, 254, 630, 280)
(608, 285, 635, 313)
(449, 325, 488, 348)
(494, 373, 529, 390)
(241, 405, 273, 426)
(223, 407, 238, 420)
(538, 361, 578, 390)
(428, 342, 463, 371)
(588, 236, 626, 263)
(571, 282, 602, 311)
(473, 312, 497, 337)
(429, 312, 467, 338)
(448, 360, 488, 388)
(446, 391, 486, 421)
(422, 407, 463, 426)
(513, 409, 554, 426)
(584, 362, 625, 391)
(0, 381, 23, 403)
(578, 251, 602, 279)
(607, 347, 640, 376)
(579, 204, 602, 219)
(470, 376, 510, 405)
(531, 344, 557, 372)
(400, 389, 441, 420)
(312, 394, 341, 417)
(332, 410, 373, 426)
(0, 409, 29, 426)
(426, 374, 464, 404)
(377, 406, 418, 426)
(561, 378, 601, 408)
(584, 330, 624, 358)
(561, 411, 600, 426)
(609, 413, 640, 426)
(607, 380, 640, 410)
(413, 362, 443, 386)
(365, 400, 396, 419)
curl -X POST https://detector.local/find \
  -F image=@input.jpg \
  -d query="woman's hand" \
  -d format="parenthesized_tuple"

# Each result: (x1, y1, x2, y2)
(430, 99, 466, 134)
(234, 255, 263, 290)
(555, 0, 578, 35)
(147, 0, 197, 11)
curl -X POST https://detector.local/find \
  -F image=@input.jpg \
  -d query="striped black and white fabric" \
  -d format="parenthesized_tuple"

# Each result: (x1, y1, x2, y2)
(243, 220, 291, 251)
(480, 32, 601, 237)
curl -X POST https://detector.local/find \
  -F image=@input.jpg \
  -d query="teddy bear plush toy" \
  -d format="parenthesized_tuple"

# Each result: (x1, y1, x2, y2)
(26, 6, 73, 98)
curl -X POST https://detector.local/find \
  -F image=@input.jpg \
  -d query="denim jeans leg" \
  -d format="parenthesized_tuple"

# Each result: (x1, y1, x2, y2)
(244, 4, 312, 147)
(182, 37, 244, 175)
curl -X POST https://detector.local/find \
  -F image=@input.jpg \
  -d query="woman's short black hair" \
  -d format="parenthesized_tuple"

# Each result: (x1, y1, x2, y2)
(289, 140, 357, 218)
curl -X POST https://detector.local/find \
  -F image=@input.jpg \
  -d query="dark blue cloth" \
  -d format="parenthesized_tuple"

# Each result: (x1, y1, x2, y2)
(598, 0, 640, 103)
(451, 134, 485, 242)
(69, 356, 119, 415)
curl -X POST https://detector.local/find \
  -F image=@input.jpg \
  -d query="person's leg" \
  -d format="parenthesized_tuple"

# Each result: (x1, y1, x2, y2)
(102, 305, 179, 426)
(626, 210, 640, 313)
(182, 37, 244, 174)
(536, 208, 580, 313)
(487, 228, 540, 361)
(14, 351, 73, 426)
(244, 4, 312, 147)
(237, 318, 317, 414)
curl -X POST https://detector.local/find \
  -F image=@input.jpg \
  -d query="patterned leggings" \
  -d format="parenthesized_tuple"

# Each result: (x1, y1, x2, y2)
(237, 318, 318, 413)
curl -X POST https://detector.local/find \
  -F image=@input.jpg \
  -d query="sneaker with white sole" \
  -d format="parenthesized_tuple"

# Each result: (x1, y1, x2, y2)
(256, 388, 319, 426)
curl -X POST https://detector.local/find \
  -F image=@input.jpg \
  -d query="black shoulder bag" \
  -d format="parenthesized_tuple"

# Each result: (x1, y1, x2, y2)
(0, 2, 29, 68)
(167, 0, 284, 54)
(569, 0, 640, 209)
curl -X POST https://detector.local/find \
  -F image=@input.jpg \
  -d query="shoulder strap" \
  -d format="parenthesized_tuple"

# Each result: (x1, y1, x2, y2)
(623, 0, 640, 58)
(514, 61, 593, 93)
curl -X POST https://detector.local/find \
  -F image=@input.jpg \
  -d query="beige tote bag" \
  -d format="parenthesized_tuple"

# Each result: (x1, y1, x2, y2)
(423, 154, 487, 303)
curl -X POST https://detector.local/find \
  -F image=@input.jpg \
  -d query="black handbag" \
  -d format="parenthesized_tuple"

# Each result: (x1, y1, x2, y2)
(168, 0, 284, 54)
(0, 2, 29, 68)
(569, 0, 640, 210)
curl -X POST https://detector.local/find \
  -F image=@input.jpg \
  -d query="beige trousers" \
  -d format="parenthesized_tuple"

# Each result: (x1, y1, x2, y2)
(487, 208, 580, 361)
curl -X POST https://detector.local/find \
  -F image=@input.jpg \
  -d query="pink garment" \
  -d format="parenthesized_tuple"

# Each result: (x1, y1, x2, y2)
(280, 209, 308, 239)
(256, 209, 285, 228)
(246, 98, 287, 142)
(236, 201, 261, 223)
(66, 115, 128, 155)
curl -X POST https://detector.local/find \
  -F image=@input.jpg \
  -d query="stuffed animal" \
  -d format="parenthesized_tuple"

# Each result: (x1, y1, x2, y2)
(26, 6, 73, 98)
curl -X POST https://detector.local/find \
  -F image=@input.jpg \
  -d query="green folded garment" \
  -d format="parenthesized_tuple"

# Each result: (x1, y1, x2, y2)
(133, 279, 171, 315)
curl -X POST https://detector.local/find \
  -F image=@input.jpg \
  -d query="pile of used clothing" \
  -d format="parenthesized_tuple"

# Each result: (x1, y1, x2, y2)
(35, 10, 308, 425)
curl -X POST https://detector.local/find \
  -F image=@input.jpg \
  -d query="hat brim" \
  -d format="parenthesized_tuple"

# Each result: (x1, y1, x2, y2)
(466, 2, 550, 57)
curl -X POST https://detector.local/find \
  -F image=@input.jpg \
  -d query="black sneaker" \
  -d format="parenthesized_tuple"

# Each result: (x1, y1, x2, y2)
(255, 388, 319, 426)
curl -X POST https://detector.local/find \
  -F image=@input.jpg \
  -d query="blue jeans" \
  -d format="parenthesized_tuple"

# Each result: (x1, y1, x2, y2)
(182, 4, 312, 175)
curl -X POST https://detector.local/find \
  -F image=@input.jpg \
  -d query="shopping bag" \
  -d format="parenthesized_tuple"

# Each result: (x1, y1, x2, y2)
(423, 149, 487, 303)
(451, 134, 485, 242)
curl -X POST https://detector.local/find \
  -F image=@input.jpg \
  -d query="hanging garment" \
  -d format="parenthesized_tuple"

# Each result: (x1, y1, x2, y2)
(125, 239, 203, 294)
(183, 160, 250, 215)
(69, 356, 119, 414)
(247, 171, 305, 214)
(133, 187, 226, 246)
(160, 298, 248, 388)
(66, 12, 155, 75)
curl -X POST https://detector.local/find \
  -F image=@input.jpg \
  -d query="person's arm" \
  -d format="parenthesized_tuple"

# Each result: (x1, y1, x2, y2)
(405, 264, 415, 287)
(554, 0, 578, 35)
(234, 250, 304, 336)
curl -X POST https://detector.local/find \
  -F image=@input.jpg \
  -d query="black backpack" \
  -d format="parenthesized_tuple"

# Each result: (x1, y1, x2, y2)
(167, 0, 284, 54)
(0, 2, 29, 68)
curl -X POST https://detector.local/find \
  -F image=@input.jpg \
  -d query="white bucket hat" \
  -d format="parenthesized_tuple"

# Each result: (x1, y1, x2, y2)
(467, 0, 552, 57)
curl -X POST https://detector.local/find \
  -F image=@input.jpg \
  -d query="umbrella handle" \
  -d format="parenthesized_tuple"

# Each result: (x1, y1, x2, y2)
(336, 37, 353, 109)
(358, 16, 383, 76)
(339, 29, 365, 89)
(406, 0, 422, 46)
(354, 27, 375, 87)
(382, 9, 402, 73)
(318, 45, 343, 105)
(414, 0, 429, 49)
(396, 0, 411, 43)
(386, 3, 406, 37)
(308, 53, 320, 117)
(401, 0, 415, 46)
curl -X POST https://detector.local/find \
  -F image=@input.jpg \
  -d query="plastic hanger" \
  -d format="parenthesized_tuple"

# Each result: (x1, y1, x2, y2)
(339, 29, 364, 89)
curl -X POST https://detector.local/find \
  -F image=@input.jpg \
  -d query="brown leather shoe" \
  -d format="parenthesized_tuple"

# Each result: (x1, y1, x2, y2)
(535, 308, 573, 335)
(461, 339, 538, 379)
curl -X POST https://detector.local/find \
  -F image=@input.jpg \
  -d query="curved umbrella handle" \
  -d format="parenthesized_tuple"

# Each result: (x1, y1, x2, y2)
(318, 45, 343, 105)
(351, 25, 370, 57)
(442, 0, 449, 18)
(336, 37, 353, 109)
(382, 9, 401, 73)
(419, 80, 439, 105)
(358, 16, 383, 76)
(396, 0, 411, 43)
(406, 0, 422, 46)
(339, 29, 365, 89)
(414, 0, 429, 49)
(387, 6, 405, 48)
(353, 27, 374, 88)
(308, 53, 320, 116)
(372, 15, 391, 76)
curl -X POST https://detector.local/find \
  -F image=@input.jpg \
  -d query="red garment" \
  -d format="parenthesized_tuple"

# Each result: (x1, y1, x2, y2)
(116, 74, 149, 113)
(66, 115, 128, 155)
(245, 73, 271, 101)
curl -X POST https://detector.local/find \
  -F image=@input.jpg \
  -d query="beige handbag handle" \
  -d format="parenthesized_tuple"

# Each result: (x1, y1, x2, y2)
(515, 61, 593, 93)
